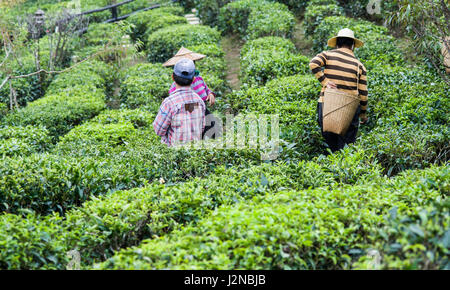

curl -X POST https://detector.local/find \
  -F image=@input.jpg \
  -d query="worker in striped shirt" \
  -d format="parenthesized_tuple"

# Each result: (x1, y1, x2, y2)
(309, 28, 368, 152)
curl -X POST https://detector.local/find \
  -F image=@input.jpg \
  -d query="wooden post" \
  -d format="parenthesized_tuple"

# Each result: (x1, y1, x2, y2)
(111, 6, 118, 21)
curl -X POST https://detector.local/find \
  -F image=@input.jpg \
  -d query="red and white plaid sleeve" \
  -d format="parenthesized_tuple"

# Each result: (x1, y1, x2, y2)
(153, 99, 173, 141)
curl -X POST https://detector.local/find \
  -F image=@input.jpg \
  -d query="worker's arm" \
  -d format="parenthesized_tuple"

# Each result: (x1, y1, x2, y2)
(153, 100, 172, 137)
(200, 76, 215, 106)
(309, 52, 330, 87)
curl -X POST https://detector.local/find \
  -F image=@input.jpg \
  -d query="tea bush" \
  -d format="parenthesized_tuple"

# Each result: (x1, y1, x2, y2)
(354, 197, 449, 270)
(147, 25, 221, 63)
(0, 116, 265, 215)
(240, 36, 296, 56)
(308, 0, 338, 5)
(46, 60, 112, 95)
(357, 122, 449, 176)
(91, 108, 156, 129)
(97, 165, 448, 269)
(83, 23, 129, 47)
(128, 11, 187, 47)
(0, 147, 383, 269)
(0, 103, 7, 119)
(3, 60, 111, 142)
(274, 0, 311, 13)
(2, 59, 109, 141)
(119, 63, 172, 110)
(193, 0, 233, 26)
(349, 64, 450, 175)
(240, 38, 310, 86)
(303, 4, 344, 36)
(0, 125, 51, 157)
(59, 122, 137, 148)
(3, 85, 106, 141)
(187, 44, 227, 76)
(366, 65, 448, 126)
(54, 109, 157, 155)
(119, 0, 183, 16)
(218, 0, 295, 40)
(0, 213, 67, 270)
(224, 74, 323, 159)
(1, 0, 448, 271)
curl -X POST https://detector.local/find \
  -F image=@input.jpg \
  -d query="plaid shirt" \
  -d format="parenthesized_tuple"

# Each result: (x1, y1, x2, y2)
(169, 76, 213, 101)
(153, 87, 206, 146)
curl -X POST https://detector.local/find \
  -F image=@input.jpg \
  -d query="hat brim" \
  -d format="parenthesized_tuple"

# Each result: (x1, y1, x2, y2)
(162, 53, 206, 67)
(327, 36, 364, 48)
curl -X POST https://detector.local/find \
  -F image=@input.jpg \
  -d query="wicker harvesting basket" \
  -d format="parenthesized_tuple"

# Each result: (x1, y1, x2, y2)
(322, 88, 360, 136)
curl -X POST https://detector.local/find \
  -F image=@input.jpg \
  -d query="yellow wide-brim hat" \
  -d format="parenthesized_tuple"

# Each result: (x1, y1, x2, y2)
(162, 47, 206, 67)
(327, 28, 364, 48)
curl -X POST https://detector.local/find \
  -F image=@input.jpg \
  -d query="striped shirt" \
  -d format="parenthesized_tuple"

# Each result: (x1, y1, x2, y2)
(153, 87, 206, 147)
(309, 47, 368, 116)
(169, 76, 213, 102)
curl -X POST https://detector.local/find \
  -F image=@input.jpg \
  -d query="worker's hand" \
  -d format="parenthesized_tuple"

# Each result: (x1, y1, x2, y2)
(326, 81, 337, 89)
(360, 114, 368, 125)
(206, 93, 215, 106)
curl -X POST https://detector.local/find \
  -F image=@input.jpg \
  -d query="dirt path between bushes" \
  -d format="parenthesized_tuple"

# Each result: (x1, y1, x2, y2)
(292, 18, 314, 59)
(221, 34, 244, 91)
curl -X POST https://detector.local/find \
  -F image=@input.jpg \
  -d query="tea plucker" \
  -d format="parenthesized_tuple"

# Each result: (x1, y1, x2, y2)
(309, 28, 368, 152)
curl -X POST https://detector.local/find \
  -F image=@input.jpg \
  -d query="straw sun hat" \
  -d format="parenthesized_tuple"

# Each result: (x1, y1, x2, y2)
(162, 47, 206, 67)
(327, 28, 364, 48)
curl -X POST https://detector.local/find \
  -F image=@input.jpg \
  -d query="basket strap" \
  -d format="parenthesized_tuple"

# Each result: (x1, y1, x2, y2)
(323, 64, 361, 118)
(323, 95, 360, 118)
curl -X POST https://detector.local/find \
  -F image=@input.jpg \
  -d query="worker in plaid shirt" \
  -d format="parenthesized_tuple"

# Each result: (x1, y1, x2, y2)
(153, 58, 206, 147)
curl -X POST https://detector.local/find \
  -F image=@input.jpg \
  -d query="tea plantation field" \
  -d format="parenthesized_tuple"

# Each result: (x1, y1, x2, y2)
(0, 0, 448, 270)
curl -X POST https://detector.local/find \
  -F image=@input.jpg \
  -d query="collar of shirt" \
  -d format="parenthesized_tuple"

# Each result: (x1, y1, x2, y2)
(337, 47, 355, 56)
(170, 87, 192, 95)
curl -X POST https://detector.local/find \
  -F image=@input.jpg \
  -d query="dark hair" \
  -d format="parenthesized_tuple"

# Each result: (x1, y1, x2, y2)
(173, 73, 193, 86)
(336, 37, 355, 48)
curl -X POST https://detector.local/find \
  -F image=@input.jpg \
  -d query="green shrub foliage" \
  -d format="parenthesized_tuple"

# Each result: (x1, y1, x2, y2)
(0, 147, 384, 269)
(147, 25, 221, 63)
(0, 0, 447, 271)
(2, 60, 109, 141)
(218, 0, 295, 40)
(224, 73, 323, 159)
(0, 53, 45, 107)
(83, 23, 129, 47)
(194, 0, 233, 26)
(303, 4, 345, 36)
(3, 86, 106, 141)
(0, 125, 51, 157)
(97, 165, 448, 269)
(128, 10, 187, 48)
(119, 63, 172, 110)
(354, 196, 449, 270)
(240, 37, 310, 86)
